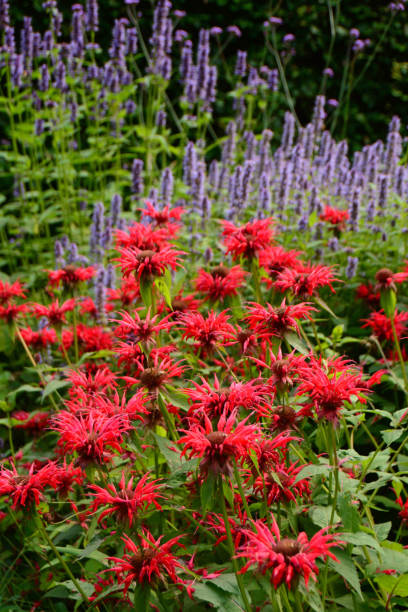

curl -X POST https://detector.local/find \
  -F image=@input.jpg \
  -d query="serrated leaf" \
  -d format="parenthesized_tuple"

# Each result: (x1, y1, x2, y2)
(314, 295, 339, 319)
(284, 331, 308, 355)
(155, 277, 172, 308)
(374, 573, 408, 597)
(382, 429, 404, 445)
(338, 494, 360, 532)
(294, 463, 332, 484)
(42, 379, 70, 399)
(329, 549, 363, 599)
(139, 278, 152, 308)
(342, 532, 381, 552)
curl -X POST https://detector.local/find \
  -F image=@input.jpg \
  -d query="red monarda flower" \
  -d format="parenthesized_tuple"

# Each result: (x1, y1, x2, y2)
(194, 264, 247, 302)
(297, 357, 368, 424)
(0, 303, 28, 323)
(107, 277, 140, 307)
(184, 374, 268, 419)
(115, 222, 169, 250)
(253, 461, 311, 505)
(107, 531, 185, 594)
(32, 298, 76, 326)
(237, 518, 342, 589)
(0, 461, 58, 509)
(274, 263, 338, 297)
(319, 206, 349, 231)
(251, 348, 304, 395)
(362, 309, 408, 343)
(178, 310, 235, 354)
(142, 201, 184, 237)
(396, 497, 408, 525)
(250, 434, 297, 474)
(54, 460, 84, 496)
(62, 324, 112, 353)
(47, 265, 96, 288)
(67, 367, 117, 399)
(116, 245, 184, 283)
(51, 410, 133, 465)
(13, 410, 50, 432)
(89, 472, 163, 526)
(227, 324, 258, 355)
(245, 299, 315, 340)
(356, 283, 380, 308)
(374, 268, 408, 293)
(259, 246, 303, 281)
(124, 352, 186, 393)
(111, 308, 176, 344)
(19, 326, 56, 348)
(221, 218, 275, 260)
(179, 409, 260, 476)
(0, 279, 25, 305)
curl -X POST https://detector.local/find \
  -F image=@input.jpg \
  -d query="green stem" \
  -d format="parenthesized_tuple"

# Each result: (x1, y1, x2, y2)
(219, 481, 252, 612)
(233, 460, 252, 520)
(391, 315, 408, 392)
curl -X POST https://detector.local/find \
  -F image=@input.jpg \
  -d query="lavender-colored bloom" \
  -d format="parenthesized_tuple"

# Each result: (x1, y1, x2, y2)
(160, 167, 174, 203)
(105, 264, 116, 290)
(210, 26, 222, 36)
(90, 201, 104, 261)
(156, 109, 167, 128)
(349, 28, 360, 38)
(180, 39, 193, 81)
(54, 240, 65, 267)
(235, 50, 247, 78)
(85, 0, 99, 32)
(227, 25, 241, 37)
(173, 9, 185, 17)
(51, 10, 63, 37)
(204, 247, 213, 263)
(327, 98, 338, 107)
(259, 172, 271, 211)
(131, 159, 144, 196)
(124, 99, 137, 114)
(323, 67, 334, 77)
(103, 218, 112, 249)
(110, 194, 122, 227)
(208, 160, 219, 188)
(34, 118, 45, 136)
(196, 29, 210, 100)
(377, 175, 389, 212)
(94, 266, 106, 324)
(311, 95, 326, 140)
(126, 27, 138, 55)
(298, 213, 308, 231)
(71, 4, 85, 58)
(175, 29, 188, 42)
(328, 237, 339, 251)
(348, 188, 360, 230)
(0, 0, 10, 28)
(39, 63, 50, 91)
(345, 256, 359, 279)
(10, 54, 23, 88)
(281, 112, 295, 155)
(109, 19, 126, 63)
(283, 33, 295, 43)
(267, 68, 279, 92)
(21, 17, 34, 71)
(183, 141, 197, 187)
(257, 129, 273, 176)
(269, 16, 283, 25)
(54, 60, 67, 91)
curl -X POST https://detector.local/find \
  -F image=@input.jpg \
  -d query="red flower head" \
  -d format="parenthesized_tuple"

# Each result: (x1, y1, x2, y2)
(194, 264, 247, 302)
(274, 263, 338, 297)
(356, 283, 380, 308)
(362, 309, 408, 343)
(123, 351, 186, 394)
(374, 268, 408, 293)
(396, 497, 408, 524)
(111, 308, 176, 344)
(67, 366, 117, 400)
(116, 245, 184, 283)
(0, 303, 28, 323)
(54, 460, 84, 496)
(51, 409, 133, 466)
(179, 409, 260, 477)
(237, 518, 342, 589)
(0, 279, 25, 305)
(47, 265, 96, 288)
(0, 461, 58, 510)
(19, 326, 57, 349)
(142, 201, 184, 237)
(107, 277, 140, 307)
(62, 324, 112, 353)
(12, 410, 50, 432)
(32, 298, 76, 326)
(178, 310, 235, 355)
(89, 472, 163, 526)
(245, 299, 315, 341)
(107, 531, 185, 594)
(250, 433, 297, 474)
(115, 222, 169, 250)
(297, 356, 368, 424)
(319, 206, 349, 232)
(226, 324, 258, 355)
(221, 218, 275, 260)
(184, 374, 268, 420)
(251, 347, 304, 395)
(259, 246, 303, 282)
(79, 297, 98, 318)
(270, 404, 301, 433)
(253, 460, 311, 505)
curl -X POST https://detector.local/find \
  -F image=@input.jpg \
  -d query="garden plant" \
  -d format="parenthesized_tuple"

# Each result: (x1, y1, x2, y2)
(1, 0, 408, 610)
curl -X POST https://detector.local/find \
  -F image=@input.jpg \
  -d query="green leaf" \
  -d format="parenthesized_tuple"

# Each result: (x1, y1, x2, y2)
(153, 433, 181, 471)
(284, 331, 308, 355)
(294, 463, 332, 484)
(341, 532, 381, 552)
(200, 474, 216, 517)
(155, 277, 172, 308)
(382, 429, 404, 445)
(314, 295, 339, 319)
(309, 505, 340, 528)
(139, 278, 152, 308)
(329, 549, 363, 599)
(42, 379, 70, 400)
(374, 573, 408, 597)
(380, 289, 396, 319)
(191, 582, 242, 611)
(338, 494, 360, 532)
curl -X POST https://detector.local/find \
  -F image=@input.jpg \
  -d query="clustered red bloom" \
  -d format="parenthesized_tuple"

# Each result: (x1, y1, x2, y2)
(89, 472, 163, 526)
(238, 517, 342, 589)
(179, 409, 260, 476)
(274, 263, 338, 296)
(396, 497, 408, 524)
(0, 303, 28, 323)
(32, 298, 76, 326)
(51, 410, 133, 466)
(194, 264, 247, 302)
(19, 326, 56, 348)
(221, 218, 274, 260)
(362, 309, 408, 342)
(111, 308, 176, 344)
(12, 410, 50, 431)
(47, 265, 96, 288)
(253, 460, 311, 504)
(0, 279, 26, 305)
(356, 283, 380, 307)
(319, 205, 349, 231)
(245, 299, 316, 340)
(259, 246, 303, 281)
(116, 245, 184, 282)
(297, 357, 368, 424)
(142, 201, 184, 237)
(108, 531, 185, 594)
(178, 310, 235, 354)
(0, 462, 58, 509)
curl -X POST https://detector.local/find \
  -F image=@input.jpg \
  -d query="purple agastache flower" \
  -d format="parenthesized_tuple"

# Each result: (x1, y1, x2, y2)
(208, 160, 219, 188)
(349, 28, 360, 38)
(328, 237, 339, 251)
(85, 0, 99, 32)
(259, 172, 271, 211)
(0, 0, 10, 28)
(126, 27, 138, 54)
(160, 167, 174, 203)
(34, 119, 45, 136)
(377, 175, 389, 212)
(52, 10, 63, 37)
(156, 109, 167, 128)
(10, 54, 23, 88)
(131, 159, 144, 196)
(345, 256, 359, 279)
(210, 26, 222, 36)
(196, 29, 210, 100)
(110, 194, 122, 227)
(90, 201, 105, 262)
(173, 9, 186, 18)
(175, 29, 188, 42)
(323, 67, 334, 77)
(283, 33, 295, 43)
(54, 240, 65, 268)
(183, 141, 198, 187)
(348, 188, 360, 230)
(269, 16, 283, 25)
(105, 264, 116, 290)
(235, 50, 247, 78)
(227, 25, 241, 37)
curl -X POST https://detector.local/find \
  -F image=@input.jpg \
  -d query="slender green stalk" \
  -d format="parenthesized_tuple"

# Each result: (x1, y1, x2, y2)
(219, 481, 252, 612)
(390, 315, 408, 391)
(233, 460, 253, 520)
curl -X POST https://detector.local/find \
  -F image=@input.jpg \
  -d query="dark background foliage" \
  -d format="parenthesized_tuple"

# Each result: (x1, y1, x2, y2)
(10, 0, 408, 149)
